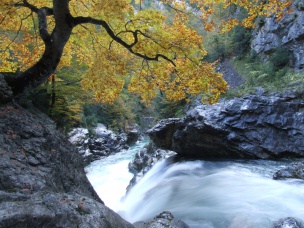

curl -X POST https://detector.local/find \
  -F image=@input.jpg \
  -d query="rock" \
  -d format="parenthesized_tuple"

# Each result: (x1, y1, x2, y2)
(147, 118, 180, 149)
(217, 60, 245, 89)
(127, 129, 140, 145)
(148, 92, 304, 159)
(0, 74, 13, 104)
(273, 162, 304, 180)
(251, 3, 304, 69)
(68, 124, 129, 165)
(127, 143, 176, 191)
(0, 103, 133, 227)
(133, 211, 189, 228)
(273, 217, 304, 228)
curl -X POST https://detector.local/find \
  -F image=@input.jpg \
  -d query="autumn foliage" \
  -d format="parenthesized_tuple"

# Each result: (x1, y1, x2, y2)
(0, 0, 292, 104)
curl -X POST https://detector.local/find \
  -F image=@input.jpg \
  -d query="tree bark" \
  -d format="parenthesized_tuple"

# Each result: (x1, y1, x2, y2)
(2, 0, 73, 102)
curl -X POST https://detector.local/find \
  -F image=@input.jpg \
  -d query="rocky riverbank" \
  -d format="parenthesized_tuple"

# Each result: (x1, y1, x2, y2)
(0, 102, 135, 227)
(148, 90, 304, 159)
(0, 102, 190, 228)
(68, 124, 140, 165)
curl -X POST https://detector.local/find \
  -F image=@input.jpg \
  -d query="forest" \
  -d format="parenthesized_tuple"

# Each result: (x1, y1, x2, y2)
(0, 0, 301, 132)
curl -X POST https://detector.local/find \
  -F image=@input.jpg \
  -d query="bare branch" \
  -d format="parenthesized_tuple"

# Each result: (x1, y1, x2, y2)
(14, 0, 53, 15)
(73, 16, 176, 66)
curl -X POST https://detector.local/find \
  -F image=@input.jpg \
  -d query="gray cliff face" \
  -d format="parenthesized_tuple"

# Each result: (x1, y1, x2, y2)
(0, 103, 133, 228)
(251, 2, 304, 69)
(148, 92, 304, 159)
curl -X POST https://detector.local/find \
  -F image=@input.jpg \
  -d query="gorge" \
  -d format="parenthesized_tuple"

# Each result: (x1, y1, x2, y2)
(1, 1, 304, 227)
(1, 87, 304, 227)
(84, 90, 304, 228)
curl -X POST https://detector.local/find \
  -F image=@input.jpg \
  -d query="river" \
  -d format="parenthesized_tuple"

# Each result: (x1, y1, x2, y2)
(85, 140, 304, 228)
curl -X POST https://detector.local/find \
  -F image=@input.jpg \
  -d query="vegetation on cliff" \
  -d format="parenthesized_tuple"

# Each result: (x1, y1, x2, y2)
(0, 0, 298, 129)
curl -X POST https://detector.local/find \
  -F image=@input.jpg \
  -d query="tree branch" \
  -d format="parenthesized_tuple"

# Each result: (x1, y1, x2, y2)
(73, 16, 176, 66)
(37, 8, 51, 43)
(12, 1, 53, 43)
(14, 0, 54, 15)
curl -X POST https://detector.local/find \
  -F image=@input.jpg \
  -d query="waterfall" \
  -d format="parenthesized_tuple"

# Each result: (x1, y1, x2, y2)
(85, 139, 148, 210)
(85, 140, 304, 228)
(118, 158, 304, 228)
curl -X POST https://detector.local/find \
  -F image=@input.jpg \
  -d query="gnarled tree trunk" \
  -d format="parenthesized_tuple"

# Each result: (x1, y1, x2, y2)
(1, 0, 72, 104)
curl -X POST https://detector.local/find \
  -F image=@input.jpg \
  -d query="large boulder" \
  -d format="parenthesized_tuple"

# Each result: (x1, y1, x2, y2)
(148, 92, 304, 159)
(0, 103, 133, 227)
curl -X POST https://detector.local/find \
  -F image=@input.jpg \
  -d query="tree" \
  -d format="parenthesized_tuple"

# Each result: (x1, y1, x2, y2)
(0, 0, 292, 104)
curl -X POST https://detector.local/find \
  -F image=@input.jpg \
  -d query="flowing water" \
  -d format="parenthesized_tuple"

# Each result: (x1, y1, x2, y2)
(85, 139, 148, 210)
(86, 141, 304, 228)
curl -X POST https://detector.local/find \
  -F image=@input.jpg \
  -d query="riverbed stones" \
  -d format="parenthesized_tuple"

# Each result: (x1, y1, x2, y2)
(273, 217, 304, 228)
(68, 124, 130, 165)
(148, 92, 304, 159)
(127, 143, 176, 191)
(273, 162, 304, 180)
(133, 211, 189, 228)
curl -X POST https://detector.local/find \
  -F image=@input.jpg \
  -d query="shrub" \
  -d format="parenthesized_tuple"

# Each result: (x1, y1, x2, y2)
(269, 47, 290, 70)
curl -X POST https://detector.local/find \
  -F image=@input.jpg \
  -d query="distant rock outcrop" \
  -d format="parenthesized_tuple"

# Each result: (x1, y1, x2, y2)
(69, 124, 136, 165)
(148, 91, 304, 159)
(251, 2, 304, 69)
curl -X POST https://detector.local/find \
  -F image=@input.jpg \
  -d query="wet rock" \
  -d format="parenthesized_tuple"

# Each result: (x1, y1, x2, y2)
(273, 162, 304, 180)
(127, 129, 140, 145)
(133, 211, 189, 228)
(147, 118, 180, 149)
(273, 217, 304, 228)
(148, 92, 304, 159)
(69, 124, 129, 165)
(127, 143, 176, 191)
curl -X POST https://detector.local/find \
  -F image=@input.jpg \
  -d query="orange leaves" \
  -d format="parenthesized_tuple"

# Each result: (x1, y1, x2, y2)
(127, 55, 227, 105)
(81, 47, 129, 104)
(76, 0, 227, 105)
(0, 0, 292, 106)
(188, 0, 292, 31)
(221, 18, 239, 33)
(70, 0, 133, 21)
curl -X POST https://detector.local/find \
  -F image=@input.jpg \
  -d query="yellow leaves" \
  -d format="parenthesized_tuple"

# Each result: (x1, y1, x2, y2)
(220, 18, 239, 33)
(70, 0, 133, 21)
(204, 21, 215, 32)
(126, 54, 227, 105)
(0, 0, 291, 105)
(66, 0, 226, 105)
(81, 47, 129, 104)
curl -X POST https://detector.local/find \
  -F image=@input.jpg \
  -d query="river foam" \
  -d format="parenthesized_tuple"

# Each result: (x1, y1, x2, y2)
(118, 158, 304, 228)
